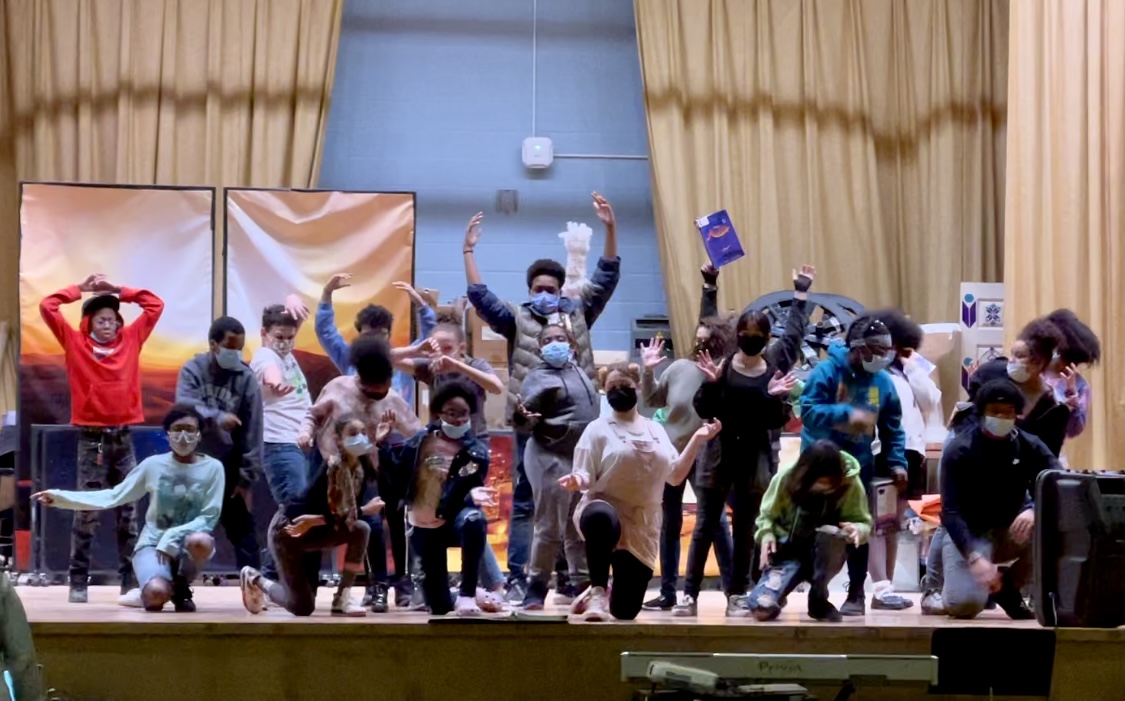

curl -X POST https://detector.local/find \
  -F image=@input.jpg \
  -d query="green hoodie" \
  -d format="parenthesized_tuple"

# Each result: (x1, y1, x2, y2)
(755, 450, 873, 547)
(0, 574, 43, 701)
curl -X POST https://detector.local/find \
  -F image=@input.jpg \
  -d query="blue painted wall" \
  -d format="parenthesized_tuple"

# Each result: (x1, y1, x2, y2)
(319, 0, 665, 351)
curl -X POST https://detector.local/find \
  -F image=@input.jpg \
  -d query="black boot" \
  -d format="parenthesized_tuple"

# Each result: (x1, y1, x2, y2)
(172, 576, 196, 613)
(839, 583, 866, 617)
(993, 586, 1034, 620)
(369, 583, 389, 613)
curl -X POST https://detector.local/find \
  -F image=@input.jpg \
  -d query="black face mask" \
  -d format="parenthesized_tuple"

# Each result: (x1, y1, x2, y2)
(606, 386, 638, 412)
(737, 335, 767, 356)
(362, 390, 389, 402)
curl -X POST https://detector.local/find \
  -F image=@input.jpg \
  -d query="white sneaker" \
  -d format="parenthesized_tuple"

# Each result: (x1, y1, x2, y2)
(454, 595, 482, 617)
(672, 594, 698, 617)
(239, 566, 266, 615)
(476, 588, 508, 613)
(117, 588, 143, 608)
(579, 586, 611, 622)
(331, 588, 367, 617)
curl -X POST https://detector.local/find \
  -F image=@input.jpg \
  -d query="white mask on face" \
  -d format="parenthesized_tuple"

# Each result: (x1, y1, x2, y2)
(1007, 361, 1031, 384)
(216, 347, 244, 371)
(343, 435, 372, 457)
(168, 430, 200, 457)
(269, 338, 294, 357)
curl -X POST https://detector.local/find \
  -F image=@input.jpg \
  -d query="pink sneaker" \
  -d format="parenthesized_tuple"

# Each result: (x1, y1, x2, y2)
(239, 567, 266, 615)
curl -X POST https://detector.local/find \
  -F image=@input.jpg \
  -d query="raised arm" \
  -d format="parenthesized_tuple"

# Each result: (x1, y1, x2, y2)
(118, 285, 165, 345)
(42, 457, 150, 510)
(392, 281, 437, 342)
(765, 265, 815, 374)
(38, 275, 103, 348)
(315, 273, 354, 374)
(699, 264, 719, 320)
(639, 338, 670, 408)
(669, 421, 721, 486)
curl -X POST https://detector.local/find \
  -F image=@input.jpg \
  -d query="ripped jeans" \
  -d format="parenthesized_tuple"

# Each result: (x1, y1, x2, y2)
(747, 532, 848, 619)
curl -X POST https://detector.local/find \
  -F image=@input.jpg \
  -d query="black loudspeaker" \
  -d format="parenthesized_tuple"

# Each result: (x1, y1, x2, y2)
(1034, 469, 1125, 628)
(29, 424, 278, 581)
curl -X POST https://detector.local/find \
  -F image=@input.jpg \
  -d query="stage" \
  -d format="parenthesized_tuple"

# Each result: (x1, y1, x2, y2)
(20, 587, 1124, 701)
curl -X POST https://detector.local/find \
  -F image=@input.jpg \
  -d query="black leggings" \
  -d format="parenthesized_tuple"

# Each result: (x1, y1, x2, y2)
(578, 500, 653, 621)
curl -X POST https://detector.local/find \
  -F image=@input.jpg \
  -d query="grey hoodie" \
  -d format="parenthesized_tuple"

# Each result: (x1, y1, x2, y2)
(175, 352, 263, 489)
(514, 361, 599, 455)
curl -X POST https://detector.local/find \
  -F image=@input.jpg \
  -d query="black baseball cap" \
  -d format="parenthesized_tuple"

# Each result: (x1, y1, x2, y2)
(81, 294, 121, 318)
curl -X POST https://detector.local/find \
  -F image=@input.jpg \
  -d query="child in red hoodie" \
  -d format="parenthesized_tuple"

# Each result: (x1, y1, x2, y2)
(39, 273, 165, 603)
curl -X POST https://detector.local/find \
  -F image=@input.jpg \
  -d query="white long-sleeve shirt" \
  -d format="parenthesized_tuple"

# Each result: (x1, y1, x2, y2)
(46, 452, 225, 557)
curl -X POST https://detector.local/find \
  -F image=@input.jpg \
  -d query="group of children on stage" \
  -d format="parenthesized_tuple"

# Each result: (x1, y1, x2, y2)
(31, 191, 1102, 622)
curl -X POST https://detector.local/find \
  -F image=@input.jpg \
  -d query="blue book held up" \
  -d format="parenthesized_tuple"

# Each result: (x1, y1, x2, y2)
(695, 210, 745, 267)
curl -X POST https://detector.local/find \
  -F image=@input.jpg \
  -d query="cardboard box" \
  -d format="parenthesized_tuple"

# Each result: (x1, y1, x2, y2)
(467, 308, 509, 366)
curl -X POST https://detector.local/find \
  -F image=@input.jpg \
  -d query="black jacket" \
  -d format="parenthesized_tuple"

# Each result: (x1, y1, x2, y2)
(940, 425, 1060, 558)
(378, 425, 490, 523)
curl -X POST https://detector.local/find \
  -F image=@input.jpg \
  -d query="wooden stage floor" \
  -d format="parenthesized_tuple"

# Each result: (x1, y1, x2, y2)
(20, 587, 1125, 701)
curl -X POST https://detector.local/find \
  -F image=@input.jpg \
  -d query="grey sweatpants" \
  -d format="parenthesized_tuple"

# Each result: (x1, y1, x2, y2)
(524, 438, 588, 587)
(940, 531, 1031, 619)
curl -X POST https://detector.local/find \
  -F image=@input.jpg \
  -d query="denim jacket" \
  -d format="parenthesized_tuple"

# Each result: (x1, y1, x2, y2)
(378, 425, 490, 523)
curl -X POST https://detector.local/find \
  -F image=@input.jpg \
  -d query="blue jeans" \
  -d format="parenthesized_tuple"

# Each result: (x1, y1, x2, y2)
(262, 443, 309, 579)
(748, 532, 848, 620)
(506, 432, 532, 580)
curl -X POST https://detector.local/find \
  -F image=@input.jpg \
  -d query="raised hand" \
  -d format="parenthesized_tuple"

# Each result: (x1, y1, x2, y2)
(375, 410, 397, 444)
(695, 350, 725, 383)
(694, 419, 722, 442)
(284, 294, 310, 322)
(429, 355, 456, 375)
(464, 212, 484, 251)
(77, 274, 105, 292)
(31, 491, 55, 506)
(700, 264, 719, 287)
(592, 192, 615, 228)
(640, 337, 666, 370)
(1060, 363, 1080, 404)
(413, 337, 441, 358)
(392, 280, 427, 308)
(90, 277, 121, 294)
(767, 371, 798, 397)
(324, 273, 352, 296)
(793, 264, 816, 295)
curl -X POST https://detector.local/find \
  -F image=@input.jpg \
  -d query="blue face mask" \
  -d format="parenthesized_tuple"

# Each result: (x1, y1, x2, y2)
(215, 347, 243, 371)
(982, 416, 1015, 439)
(541, 341, 572, 368)
(530, 291, 560, 315)
(343, 434, 372, 456)
(441, 421, 471, 440)
(862, 352, 894, 374)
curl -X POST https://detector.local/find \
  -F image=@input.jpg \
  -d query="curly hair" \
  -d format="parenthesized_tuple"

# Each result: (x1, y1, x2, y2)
(354, 305, 393, 334)
(430, 378, 480, 416)
(526, 259, 566, 289)
(869, 308, 923, 350)
(1046, 309, 1101, 365)
(1016, 317, 1065, 364)
(696, 313, 737, 359)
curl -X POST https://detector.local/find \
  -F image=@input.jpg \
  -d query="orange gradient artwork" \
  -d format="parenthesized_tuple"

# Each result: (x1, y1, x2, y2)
(224, 189, 414, 395)
(19, 184, 216, 425)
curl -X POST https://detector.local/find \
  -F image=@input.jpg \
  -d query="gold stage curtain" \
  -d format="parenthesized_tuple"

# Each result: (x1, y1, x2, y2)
(1003, 0, 1124, 471)
(634, 0, 1008, 358)
(0, 0, 343, 412)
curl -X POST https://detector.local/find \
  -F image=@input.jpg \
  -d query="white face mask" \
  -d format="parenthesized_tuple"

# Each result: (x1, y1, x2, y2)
(269, 338, 294, 357)
(1007, 360, 1031, 384)
(343, 435, 371, 457)
(441, 420, 470, 440)
(168, 430, 200, 457)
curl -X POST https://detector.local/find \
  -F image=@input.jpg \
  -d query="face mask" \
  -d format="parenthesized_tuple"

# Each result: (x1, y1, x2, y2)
(606, 386, 638, 412)
(343, 435, 371, 457)
(441, 421, 471, 440)
(215, 347, 244, 371)
(737, 335, 768, 356)
(530, 291, 560, 315)
(362, 389, 389, 402)
(540, 341, 572, 368)
(982, 416, 1015, 439)
(269, 339, 294, 357)
(168, 431, 200, 457)
(1007, 361, 1031, 383)
(861, 352, 894, 374)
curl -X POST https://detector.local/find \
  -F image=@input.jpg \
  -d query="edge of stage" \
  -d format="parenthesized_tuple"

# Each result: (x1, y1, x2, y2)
(23, 587, 1125, 701)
